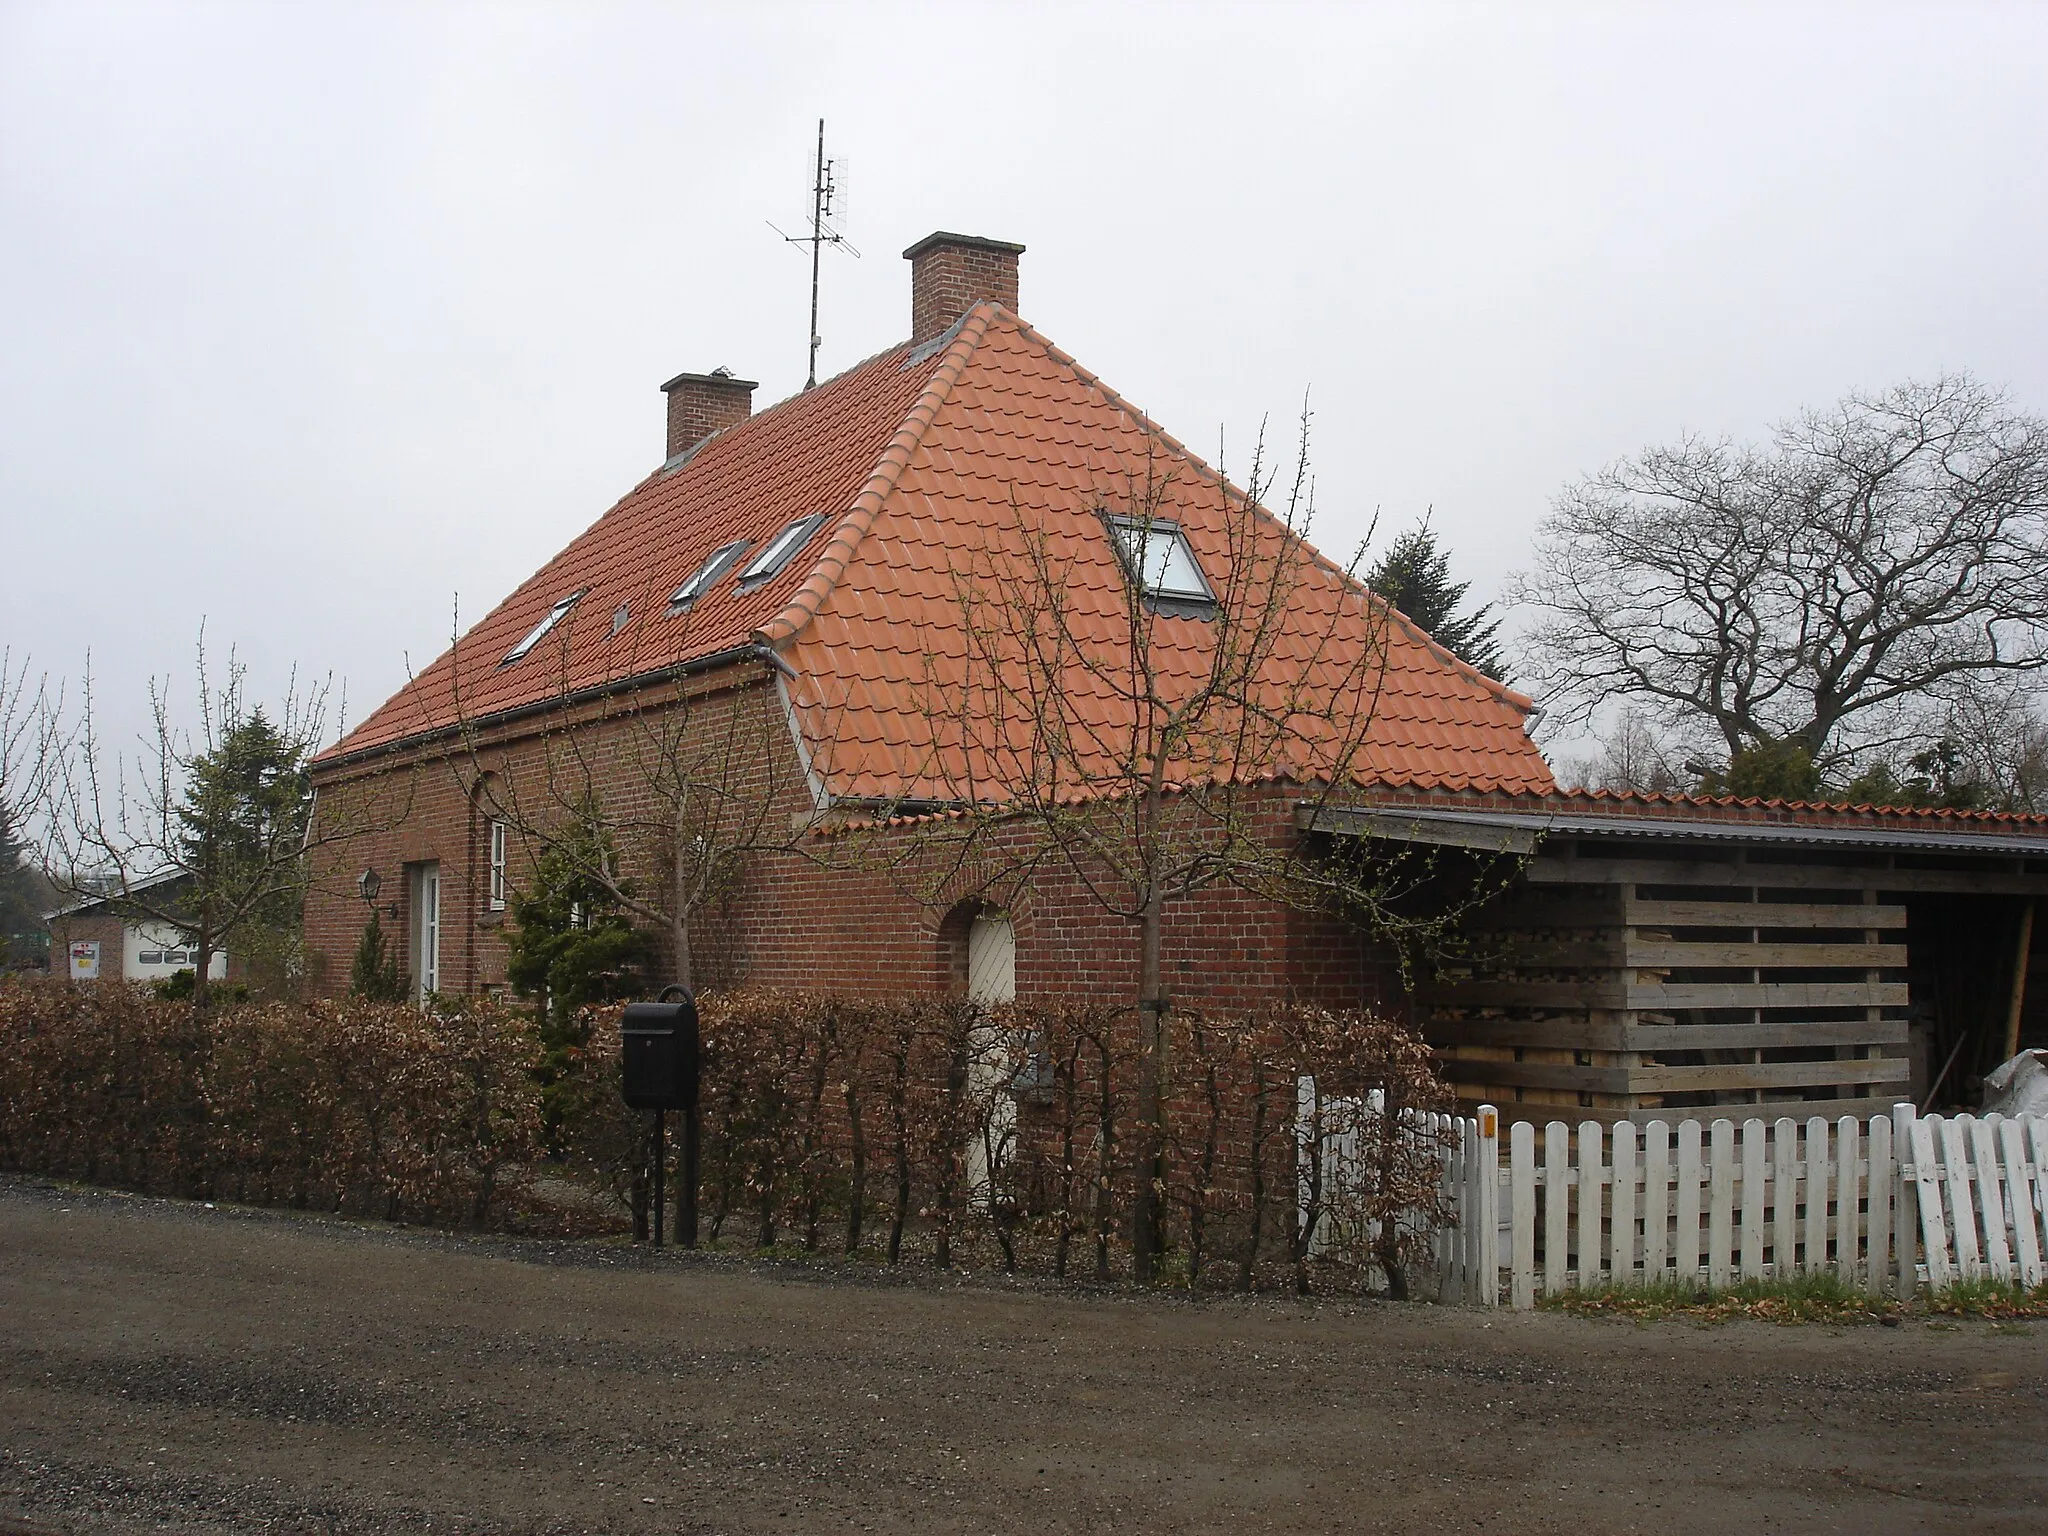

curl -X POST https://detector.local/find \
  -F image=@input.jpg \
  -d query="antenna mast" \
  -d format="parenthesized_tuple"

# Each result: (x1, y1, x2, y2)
(771, 119, 858, 390)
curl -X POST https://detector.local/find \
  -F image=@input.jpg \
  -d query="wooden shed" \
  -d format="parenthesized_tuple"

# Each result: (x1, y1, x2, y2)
(1306, 800, 2048, 1126)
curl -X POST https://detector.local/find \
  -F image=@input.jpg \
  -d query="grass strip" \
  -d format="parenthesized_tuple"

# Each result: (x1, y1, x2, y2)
(1540, 1272, 1904, 1324)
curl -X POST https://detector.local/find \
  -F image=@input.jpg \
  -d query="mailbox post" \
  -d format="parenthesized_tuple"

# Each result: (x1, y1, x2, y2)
(620, 988, 701, 1248)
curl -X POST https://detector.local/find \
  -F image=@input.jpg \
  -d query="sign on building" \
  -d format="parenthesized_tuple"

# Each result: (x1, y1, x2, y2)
(68, 940, 100, 980)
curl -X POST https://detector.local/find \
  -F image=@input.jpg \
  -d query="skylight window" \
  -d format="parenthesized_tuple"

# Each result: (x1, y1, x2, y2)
(500, 589, 587, 666)
(1107, 515, 1214, 603)
(668, 541, 749, 614)
(736, 513, 829, 588)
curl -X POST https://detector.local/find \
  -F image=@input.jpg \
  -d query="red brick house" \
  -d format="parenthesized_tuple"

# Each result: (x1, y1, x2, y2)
(307, 231, 2048, 1122)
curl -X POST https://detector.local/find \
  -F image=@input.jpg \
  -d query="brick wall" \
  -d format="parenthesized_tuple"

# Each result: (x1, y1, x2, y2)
(724, 815, 1392, 1014)
(904, 233, 1025, 345)
(307, 663, 1398, 1015)
(46, 914, 126, 981)
(306, 666, 814, 998)
(661, 371, 756, 460)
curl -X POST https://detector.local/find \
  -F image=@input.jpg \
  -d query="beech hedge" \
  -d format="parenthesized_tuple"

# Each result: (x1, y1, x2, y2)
(0, 979, 542, 1226)
(567, 990, 1454, 1289)
(1, 979, 1453, 1289)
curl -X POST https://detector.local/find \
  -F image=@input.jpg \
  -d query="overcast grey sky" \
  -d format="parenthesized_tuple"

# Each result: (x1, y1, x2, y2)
(5, 1, 2045, 759)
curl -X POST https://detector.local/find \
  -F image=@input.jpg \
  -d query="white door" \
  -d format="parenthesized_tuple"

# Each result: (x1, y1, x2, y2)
(967, 911, 1016, 1007)
(411, 862, 441, 1001)
(965, 912, 1017, 1208)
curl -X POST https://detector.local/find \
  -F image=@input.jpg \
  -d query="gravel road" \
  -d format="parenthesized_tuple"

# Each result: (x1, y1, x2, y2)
(3, 1174, 2044, 1533)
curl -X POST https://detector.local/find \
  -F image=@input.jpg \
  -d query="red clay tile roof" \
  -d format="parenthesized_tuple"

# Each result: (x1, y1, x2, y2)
(323, 331, 967, 758)
(320, 304, 1556, 802)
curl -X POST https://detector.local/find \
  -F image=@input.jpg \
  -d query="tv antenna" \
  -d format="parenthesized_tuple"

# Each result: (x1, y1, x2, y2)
(768, 119, 860, 389)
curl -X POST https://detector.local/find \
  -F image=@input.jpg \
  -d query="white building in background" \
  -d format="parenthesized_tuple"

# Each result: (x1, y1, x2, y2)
(45, 871, 230, 984)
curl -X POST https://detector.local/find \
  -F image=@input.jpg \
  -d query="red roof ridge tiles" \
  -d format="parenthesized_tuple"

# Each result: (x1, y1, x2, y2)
(1012, 316, 1534, 716)
(753, 304, 995, 652)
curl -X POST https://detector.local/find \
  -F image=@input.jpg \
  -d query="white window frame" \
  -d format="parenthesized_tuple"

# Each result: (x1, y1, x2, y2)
(669, 540, 750, 613)
(1106, 514, 1215, 603)
(501, 589, 588, 667)
(736, 513, 829, 588)
(488, 820, 508, 911)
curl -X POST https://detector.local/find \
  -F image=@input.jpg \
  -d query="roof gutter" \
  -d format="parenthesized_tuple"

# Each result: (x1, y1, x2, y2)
(312, 643, 787, 776)
(1300, 803, 2048, 858)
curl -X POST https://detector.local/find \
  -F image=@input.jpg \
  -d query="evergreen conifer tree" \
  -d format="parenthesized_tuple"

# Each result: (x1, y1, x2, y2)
(1366, 522, 1507, 681)
(348, 909, 408, 1001)
(503, 804, 654, 1146)
(0, 802, 45, 965)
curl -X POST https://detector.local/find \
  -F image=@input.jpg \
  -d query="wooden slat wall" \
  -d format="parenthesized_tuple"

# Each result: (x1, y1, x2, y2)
(1426, 842, 1921, 1123)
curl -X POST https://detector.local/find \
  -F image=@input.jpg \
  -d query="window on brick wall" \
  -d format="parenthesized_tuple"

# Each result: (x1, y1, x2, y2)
(488, 820, 508, 911)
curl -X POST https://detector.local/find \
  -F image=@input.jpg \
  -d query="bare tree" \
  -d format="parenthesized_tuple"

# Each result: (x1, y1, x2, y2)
(900, 411, 1514, 1281)
(1514, 375, 2048, 778)
(444, 611, 816, 993)
(1553, 706, 1686, 794)
(0, 650, 58, 832)
(42, 636, 373, 1009)
(0, 651, 63, 953)
(1898, 679, 2048, 813)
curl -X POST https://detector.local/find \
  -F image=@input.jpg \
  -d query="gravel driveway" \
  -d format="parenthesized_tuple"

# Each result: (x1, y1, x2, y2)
(3, 1174, 2044, 1533)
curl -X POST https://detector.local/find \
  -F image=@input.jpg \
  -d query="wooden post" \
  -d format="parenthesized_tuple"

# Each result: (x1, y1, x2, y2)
(1478, 1106, 1502, 1307)
(678, 1093, 701, 1249)
(1867, 1114, 1892, 1296)
(2003, 899, 2034, 1062)
(651, 1109, 666, 1249)
(1510, 1119, 1536, 1310)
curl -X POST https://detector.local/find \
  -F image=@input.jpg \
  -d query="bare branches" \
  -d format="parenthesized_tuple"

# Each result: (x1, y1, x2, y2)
(0, 649, 61, 842)
(893, 403, 1503, 1279)
(440, 612, 819, 991)
(1515, 375, 2048, 773)
(40, 634, 376, 1006)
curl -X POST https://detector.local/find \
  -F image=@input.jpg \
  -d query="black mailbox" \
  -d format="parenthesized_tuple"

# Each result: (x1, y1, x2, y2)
(621, 995, 700, 1110)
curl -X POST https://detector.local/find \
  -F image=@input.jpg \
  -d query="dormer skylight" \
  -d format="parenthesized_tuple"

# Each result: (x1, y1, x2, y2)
(500, 589, 587, 666)
(1106, 515, 1214, 604)
(737, 513, 829, 589)
(668, 540, 749, 614)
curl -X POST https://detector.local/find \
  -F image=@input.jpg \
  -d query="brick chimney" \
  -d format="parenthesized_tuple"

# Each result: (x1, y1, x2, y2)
(903, 231, 1025, 346)
(660, 367, 756, 459)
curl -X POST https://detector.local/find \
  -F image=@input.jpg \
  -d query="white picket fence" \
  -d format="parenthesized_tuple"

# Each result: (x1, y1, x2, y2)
(1296, 1084, 1498, 1301)
(1435, 1106, 1500, 1305)
(1490, 1103, 2048, 1309)
(1297, 1095, 2048, 1307)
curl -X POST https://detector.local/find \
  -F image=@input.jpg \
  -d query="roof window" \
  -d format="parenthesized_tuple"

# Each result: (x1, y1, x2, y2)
(736, 513, 830, 589)
(500, 589, 587, 666)
(1107, 515, 1214, 604)
(668, 540, 750, 614)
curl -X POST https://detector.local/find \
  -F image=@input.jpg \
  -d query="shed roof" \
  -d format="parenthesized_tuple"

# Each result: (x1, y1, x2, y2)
(1306, 800, 2048, 857)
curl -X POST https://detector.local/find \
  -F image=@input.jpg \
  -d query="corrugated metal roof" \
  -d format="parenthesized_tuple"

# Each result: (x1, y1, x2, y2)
(1305, 805, 2048, 859)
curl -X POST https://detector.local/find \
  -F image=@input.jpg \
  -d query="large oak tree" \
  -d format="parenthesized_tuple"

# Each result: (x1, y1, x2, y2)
(1515, 375, 2048, 779)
